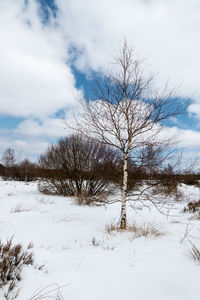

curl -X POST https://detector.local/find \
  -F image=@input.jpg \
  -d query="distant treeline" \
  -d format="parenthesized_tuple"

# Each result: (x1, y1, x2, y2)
(0, 160, 40, 182)
(0, 139, 199, 190)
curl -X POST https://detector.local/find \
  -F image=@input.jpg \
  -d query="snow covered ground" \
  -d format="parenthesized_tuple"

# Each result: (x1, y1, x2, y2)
(0, 180, 200, 299)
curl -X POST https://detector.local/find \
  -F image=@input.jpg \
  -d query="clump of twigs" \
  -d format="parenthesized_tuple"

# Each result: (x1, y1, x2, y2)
(183, 200, 200, 214)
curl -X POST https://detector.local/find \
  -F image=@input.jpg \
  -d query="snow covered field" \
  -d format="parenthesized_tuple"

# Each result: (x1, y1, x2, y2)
(0, 180, 200, 299)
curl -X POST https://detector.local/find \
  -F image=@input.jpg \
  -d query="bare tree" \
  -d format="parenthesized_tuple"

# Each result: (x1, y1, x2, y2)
(71, 40, 185, 229)
(18, 159, 38, 182)
(2, 148, 16, 167)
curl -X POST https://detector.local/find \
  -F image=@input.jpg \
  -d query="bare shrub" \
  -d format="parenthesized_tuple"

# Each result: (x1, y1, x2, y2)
(183, 200, 200, 213)
(105, 221, 164, 239)
(38, 134, 119, 203)
(158, 185, 182, 201)
(180, 173, 200, 186)
(151, 170, 181, 198)
(75, 190, 111, 206)
(0, 238, 33, 299)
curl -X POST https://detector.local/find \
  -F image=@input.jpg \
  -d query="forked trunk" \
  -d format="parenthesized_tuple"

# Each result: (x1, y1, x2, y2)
(120, 152, 128, 229)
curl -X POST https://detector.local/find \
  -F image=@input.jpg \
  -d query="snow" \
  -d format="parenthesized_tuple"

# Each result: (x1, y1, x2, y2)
(0, 180, 200, 299)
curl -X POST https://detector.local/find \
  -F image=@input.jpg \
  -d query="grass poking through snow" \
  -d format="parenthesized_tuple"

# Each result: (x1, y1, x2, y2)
(105, 221, 164, 239)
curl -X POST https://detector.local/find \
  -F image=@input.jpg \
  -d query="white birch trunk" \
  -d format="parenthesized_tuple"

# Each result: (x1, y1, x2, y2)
(120, 152, 128, 229)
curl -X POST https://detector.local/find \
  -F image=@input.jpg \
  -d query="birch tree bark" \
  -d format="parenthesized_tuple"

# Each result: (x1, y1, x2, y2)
(121, 151, 129, 228)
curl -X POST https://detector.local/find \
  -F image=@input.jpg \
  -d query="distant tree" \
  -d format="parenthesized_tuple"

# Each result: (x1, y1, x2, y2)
(1, 148, 39, 181)
(138, 145, 169, 181)
(18, 159, 38, 182)
(164, 164, 174, 175)
(2, 148, 16, 167)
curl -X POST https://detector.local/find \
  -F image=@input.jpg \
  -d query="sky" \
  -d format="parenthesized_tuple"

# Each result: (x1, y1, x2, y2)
(0, 0, 200, 162)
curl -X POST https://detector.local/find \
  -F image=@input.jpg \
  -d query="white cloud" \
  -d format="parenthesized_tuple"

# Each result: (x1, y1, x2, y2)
(0, 0, 81, 119)
(15, 117, 66, 137)
(1, 0, 200, 120)
(0, 134, 49, 162)
(56, 0, 200, 102)
(162, 126, 200, 148)
(188, 103, 200, 119)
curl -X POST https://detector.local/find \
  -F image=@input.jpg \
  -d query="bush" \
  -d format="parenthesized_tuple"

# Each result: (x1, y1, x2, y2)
(180, 174, 200, 186)
(152, 180, 181, 199)
(0, 238, 33, 299)
(183, 200, 200, 213)
(38, 134, 119, 202)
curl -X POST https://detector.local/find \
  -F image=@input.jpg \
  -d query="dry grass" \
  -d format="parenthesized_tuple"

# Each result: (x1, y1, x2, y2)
(75, 193, 108, 206)
(105, 221, 164, 239)
(187, 240, 200, 264)
(170, 220, 180, 224)
(11, 205, 31, 214)
(27, 242, 34, 249)
(0, 237, 33, 299)
(91, 237, 115, 251)
(29, 283, 68, 300)
(37, 197, 55, 205)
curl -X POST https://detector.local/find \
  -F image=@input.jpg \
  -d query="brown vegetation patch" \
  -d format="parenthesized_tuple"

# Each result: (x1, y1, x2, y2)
(105, 221, 164, 239)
